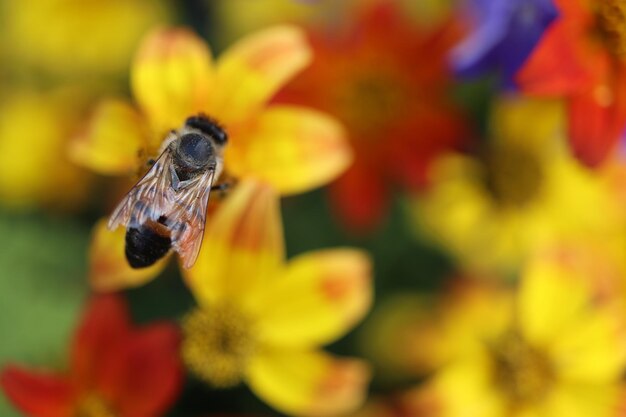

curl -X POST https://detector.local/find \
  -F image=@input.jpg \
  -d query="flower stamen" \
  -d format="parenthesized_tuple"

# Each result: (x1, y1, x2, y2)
(490, 331, 554, 407)
(596, 0, 626, 58)
(181, 305, 256, 388)
(336, 72, 406, 136)
(74, 394, 118, 417)
(483, 144, 544, 207)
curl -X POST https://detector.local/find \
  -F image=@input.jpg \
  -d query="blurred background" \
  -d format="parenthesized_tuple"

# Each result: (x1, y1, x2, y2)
(3, 0, 626, 416)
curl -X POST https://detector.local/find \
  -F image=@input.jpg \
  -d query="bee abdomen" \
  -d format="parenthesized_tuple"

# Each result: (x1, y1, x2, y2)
(125, 225, 172, 268)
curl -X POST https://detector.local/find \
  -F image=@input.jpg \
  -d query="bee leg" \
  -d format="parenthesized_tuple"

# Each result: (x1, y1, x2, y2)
(211, 182, 233, 198)
(211, 183, 231, 192)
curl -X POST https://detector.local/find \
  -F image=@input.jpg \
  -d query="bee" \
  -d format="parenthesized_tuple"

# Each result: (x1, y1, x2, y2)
(108, 114, 228, 269)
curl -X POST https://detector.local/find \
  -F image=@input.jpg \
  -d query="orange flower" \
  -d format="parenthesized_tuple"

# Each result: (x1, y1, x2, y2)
(274, 0, 467, 231)
(70, 26, 352, 289)
(517, 0, 626, 167)
(1, 295, 182, 417)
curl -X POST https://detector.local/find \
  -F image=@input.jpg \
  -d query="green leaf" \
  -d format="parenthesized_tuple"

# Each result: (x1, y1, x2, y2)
(0, 213, 90, 416)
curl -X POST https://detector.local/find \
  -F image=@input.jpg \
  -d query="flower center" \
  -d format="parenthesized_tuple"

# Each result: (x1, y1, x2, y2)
(596, 0, 626, 58)
(74, 394, 118, 417)
(181, 305, 256, 388)
(336, 72, 406, 136)
(490, 332, 555, 407)
(483, 144, 544, 207)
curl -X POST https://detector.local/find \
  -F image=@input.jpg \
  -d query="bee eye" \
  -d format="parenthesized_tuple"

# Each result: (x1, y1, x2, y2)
(178, 133, 213, 167)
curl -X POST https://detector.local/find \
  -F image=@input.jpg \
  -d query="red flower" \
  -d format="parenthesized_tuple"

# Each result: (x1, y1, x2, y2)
(1, 295, 182, 417)
(274, 0, 467, 231)
(516, 0, 626, 167)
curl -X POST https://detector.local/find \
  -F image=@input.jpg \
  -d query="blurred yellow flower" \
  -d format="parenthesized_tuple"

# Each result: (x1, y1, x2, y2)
(77, 25, 351, 290)
(359, 279, 513, 382)
(0, 88, 92, 211)
(181, 179, 372, 416)
(213, 0, 454, 45)
(417, 248, 626, 417)
(1, 0, 172, 78)
(357, 293, 440, 383)
(213, 0, 346, 45)
(412, 96, 626, 275)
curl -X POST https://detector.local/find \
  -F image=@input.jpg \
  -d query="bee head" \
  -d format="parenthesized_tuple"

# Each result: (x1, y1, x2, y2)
(185, 115, 228, 145)
(176, 133, 214, 171)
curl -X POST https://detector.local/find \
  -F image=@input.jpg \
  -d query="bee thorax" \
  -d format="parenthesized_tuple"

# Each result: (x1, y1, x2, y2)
(176, 133, 214, 171)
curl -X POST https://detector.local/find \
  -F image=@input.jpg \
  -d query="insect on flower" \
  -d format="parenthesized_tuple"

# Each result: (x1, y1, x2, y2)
(108, 114, 228, 269)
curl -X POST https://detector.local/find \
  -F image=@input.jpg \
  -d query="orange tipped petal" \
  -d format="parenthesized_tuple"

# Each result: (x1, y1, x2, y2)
(183, 179, 284, 306)
(246, 349, 370, 417)
(253, 249, 372, 348)
(69, 99, 148, 176)
(131, 27, 214, 134)
(1, 367, 76, 417)
(226, 106, 352, 195)
(213, 25, 312, 124)
(89, 219, 168, 291)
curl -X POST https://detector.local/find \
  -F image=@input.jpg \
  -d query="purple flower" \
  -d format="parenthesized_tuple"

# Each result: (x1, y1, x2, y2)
(450, 0, 558, 89)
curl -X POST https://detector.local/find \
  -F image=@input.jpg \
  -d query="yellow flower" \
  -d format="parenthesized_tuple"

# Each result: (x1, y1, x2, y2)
(0, 88, 92, 210)
(73, 26, 352, 290)
(418, 248, 626, 417)
(212, 0, 454, 45)
(358, 280, 513, 382)
(1, 0, 171, 78)
(72, 25, 350, 190)
(213, 0, 343, 45)
(180, 179, 372, 416)
(412, 96, 626, 275)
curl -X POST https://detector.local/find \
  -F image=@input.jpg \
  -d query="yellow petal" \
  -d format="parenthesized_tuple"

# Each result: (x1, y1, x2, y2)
(518, 251, 591, 347)
(542, 383, 619, 417)
(252, 249, 372, 348)
(0, 88, 93, 211)
(183, 179, 284, 307)
(246, 349, 370, 417)
(431, 349, 507, 417)
(551, 307, 626, 382)
(517, 247, 626, 362)
(131, 27, 214, 135)
(490, 96, 564, 148)
(3, 0, 171, 77)
(89, 219, 168, 291)
(69, 99, 148, 176)
(214, 0, 325, 43)
(226, 106, 352, 195)
(213, 25, 312, 124)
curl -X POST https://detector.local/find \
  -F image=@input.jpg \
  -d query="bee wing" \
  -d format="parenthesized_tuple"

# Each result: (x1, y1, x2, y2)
(166, 168, 216, 269)
(108, 148, 174, 230)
